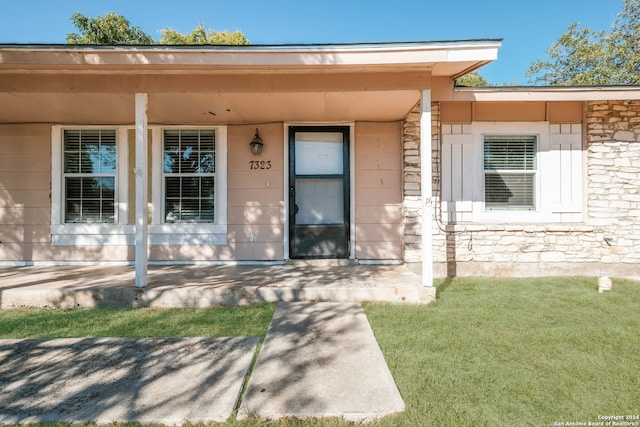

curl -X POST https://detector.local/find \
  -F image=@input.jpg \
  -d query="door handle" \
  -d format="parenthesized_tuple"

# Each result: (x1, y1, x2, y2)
(295, 204, 299, 214)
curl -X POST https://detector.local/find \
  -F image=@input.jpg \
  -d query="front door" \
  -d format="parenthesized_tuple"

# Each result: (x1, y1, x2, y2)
(289, 126, 350, 258)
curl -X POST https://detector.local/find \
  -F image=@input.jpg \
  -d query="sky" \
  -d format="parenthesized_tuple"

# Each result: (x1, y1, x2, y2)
(0, 0, 625, 85)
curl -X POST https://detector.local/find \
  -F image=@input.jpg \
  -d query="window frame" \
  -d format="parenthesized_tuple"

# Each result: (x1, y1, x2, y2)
(161, 128, 217, 224)
(442, 121, 583, 224)
(473, 122, 548, 222)
(149, 126, 227, 245)
(51, 125, 228, 246)
(51, 126, 132, 245)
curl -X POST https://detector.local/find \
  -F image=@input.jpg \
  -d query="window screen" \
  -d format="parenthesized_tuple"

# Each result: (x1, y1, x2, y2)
(483, 135, 536, 210)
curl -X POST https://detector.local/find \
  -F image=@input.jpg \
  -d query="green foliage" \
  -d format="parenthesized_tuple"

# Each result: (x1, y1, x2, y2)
(527, 0, 640, 85)
(160, 24, 249, 45)
(66, 12, 250, 46)
(454, 70, 491, 87)
(66, 12, 154, 45)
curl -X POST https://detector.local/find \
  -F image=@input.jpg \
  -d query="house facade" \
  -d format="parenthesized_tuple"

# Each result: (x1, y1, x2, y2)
(1, 41, 639, 287)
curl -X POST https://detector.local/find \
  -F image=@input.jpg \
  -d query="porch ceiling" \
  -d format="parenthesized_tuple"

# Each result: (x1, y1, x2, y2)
(0, 40, 502, 125)
(0, 90, 421, 124)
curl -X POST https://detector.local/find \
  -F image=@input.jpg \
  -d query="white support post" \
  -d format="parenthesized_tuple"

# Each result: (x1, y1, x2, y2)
(134, 93, 149, 288)
(420, 90, 434, 287)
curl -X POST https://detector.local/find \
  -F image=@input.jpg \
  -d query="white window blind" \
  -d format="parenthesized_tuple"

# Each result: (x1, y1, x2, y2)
(63, 129, 117, 223)
(483, 135, 537, 210)
(163, 129, 216, 223)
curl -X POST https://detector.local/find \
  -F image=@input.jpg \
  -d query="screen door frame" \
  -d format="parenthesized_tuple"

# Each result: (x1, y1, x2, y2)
(287, 125, 351, 259)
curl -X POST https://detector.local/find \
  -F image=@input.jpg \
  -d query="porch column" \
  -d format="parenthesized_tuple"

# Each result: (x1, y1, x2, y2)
(420, 90, 433, 287)
(134, 93, 149, 288)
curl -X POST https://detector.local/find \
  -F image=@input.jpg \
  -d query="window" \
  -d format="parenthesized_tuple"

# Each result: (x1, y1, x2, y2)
(441, 122, 583, 223)
(163, 129, 216, 223)
(63, 129, 117, 223)
(483, 135, 536, 210)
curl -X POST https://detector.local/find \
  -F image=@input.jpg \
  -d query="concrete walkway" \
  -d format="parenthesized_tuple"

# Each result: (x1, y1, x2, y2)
(238, 302, 405, 422)
(0, 337, 259, 424)
(0, 303, 405, 424)
(0, 264, 435, 308)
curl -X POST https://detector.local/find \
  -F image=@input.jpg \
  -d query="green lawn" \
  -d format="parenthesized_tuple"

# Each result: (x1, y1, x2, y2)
(0, 277, 638, 426)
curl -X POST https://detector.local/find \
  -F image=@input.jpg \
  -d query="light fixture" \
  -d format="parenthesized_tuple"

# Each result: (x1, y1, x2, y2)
(249, 128, 264, 155)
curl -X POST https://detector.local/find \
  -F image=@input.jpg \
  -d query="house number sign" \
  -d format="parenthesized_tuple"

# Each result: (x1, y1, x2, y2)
(249, 160, 272, 170)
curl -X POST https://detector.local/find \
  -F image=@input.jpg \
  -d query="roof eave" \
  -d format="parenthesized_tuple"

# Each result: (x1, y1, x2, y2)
(0, 40, 502, 77)
(444, 85, 640, 101)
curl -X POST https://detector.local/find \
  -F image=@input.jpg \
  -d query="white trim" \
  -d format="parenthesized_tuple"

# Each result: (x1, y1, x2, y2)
(134, 93, 149, 288)
(2, 41, 501, 69)
(441, 121, 584, 224)
(151, 127, 163, 225)
(283, 123, 290, 260)
(472, 122, 548, 222)
(150, 125, 228, 236)
(117, 127, 129, 225)
(420, 90, 434, 287)
(50, 123, 228, 248)
(349, 125, 356, 259)
(51, 125, 126, 245)
(151, 125, 228, 245)
(448, 87, 640, 102)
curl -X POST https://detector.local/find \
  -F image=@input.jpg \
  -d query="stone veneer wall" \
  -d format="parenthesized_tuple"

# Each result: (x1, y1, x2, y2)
(402, 102, 440, 265)
(401, 100, 640, 278)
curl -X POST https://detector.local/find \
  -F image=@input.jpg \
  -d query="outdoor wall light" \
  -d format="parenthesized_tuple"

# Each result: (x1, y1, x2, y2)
(250, 128, 264, 155)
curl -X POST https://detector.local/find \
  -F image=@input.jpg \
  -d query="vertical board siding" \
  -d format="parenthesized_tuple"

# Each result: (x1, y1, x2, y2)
(548, 133, 582, 213)
(441, 131, 473, 222)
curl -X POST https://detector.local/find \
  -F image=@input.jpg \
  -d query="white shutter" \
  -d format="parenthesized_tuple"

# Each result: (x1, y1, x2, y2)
(546, 131, 583, 219)
(442, 133, 473, 222)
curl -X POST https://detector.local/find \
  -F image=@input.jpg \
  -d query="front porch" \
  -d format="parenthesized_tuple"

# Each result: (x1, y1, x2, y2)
(0, 263, 435, 309)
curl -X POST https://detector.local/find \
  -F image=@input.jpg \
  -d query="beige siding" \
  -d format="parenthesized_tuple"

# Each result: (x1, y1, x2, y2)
(547, 102, 583, 122)
(354, 122, 403, 260)
(227, 124, 284, 260)
(0, 124, 51, 262)
(474, 102, 546, 121)
(441, 101, 583, 123)
(440, 102, 472, 123)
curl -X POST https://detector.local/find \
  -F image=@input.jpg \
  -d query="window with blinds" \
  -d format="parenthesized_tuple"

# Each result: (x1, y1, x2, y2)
(163, 129, 216, 223)
(63, 129, 117, 223)
(483, 135, 537, 210)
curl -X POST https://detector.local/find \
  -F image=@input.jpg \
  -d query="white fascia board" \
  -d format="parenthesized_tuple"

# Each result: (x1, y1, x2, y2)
(0, 41, 502, 69)
(449, 87, 640, 102)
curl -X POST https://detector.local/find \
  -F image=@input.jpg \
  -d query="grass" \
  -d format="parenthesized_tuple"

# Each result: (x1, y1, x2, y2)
(365, 277, 640, 426)
(0, 277, 638, 426)
(0, 304, 276, 339)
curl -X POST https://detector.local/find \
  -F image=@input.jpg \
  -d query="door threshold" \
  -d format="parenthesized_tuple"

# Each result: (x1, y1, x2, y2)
(286, 259, 358, 267)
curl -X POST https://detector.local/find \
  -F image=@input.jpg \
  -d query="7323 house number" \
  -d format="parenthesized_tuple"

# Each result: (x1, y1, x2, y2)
(249, 160, 272, 170)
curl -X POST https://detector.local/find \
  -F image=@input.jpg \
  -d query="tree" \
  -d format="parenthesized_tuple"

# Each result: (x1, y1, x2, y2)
(67, 12, 154, 45)
(66, 12, 249, 46)
(455, 71, 490, 87)
(527, 0, 640, 85)
(160, 25, 249, 45)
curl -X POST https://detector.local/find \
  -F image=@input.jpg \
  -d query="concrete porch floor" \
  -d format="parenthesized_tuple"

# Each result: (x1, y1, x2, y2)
(0, 263, 435, 309)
